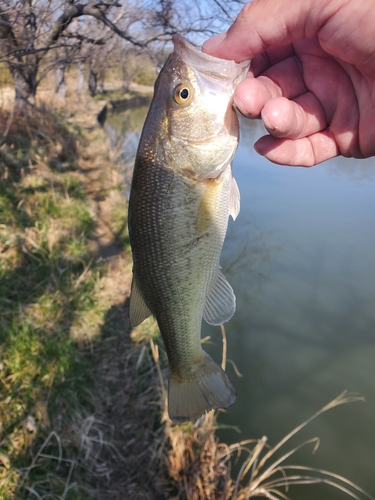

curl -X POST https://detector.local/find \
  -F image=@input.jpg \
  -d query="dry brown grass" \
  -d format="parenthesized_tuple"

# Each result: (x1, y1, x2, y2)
(72, 303, 167, 500)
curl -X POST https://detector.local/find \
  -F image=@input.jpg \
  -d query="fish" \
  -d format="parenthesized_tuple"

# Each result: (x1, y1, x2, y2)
(128, 35, 249, 423)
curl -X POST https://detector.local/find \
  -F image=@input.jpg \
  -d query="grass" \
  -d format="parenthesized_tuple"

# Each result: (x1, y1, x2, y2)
(132, 65, 157, 86)
(230, 391, 372, 499)
(93, 88, 128, 102)
(0, 103, 162, 499)
(0, 63, 12, 88)
(0, 106, 102, 498)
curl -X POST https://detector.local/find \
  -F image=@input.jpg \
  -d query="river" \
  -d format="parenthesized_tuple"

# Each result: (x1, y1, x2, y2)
(106, 106, 375, 500)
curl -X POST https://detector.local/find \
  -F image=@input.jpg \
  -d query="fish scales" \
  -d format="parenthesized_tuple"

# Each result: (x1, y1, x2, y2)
(130, 160, 231, 374)
(128, 35, 249, 422)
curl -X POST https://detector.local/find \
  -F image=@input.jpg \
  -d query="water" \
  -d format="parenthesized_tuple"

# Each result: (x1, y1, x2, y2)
(107, 108, 375, 499)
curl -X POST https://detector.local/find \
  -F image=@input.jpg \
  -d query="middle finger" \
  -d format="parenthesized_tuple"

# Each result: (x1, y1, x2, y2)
(236, 55, 308, 118)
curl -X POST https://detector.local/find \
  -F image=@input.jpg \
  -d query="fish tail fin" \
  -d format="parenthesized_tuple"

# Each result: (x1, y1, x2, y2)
(168, 351, 236, 423)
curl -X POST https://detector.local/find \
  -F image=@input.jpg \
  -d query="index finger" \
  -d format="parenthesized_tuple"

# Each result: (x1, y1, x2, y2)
(202, 0, 326, 61)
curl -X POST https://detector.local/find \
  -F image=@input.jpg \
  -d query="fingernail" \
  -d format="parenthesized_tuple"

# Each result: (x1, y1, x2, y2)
(234, 95, 246, 114)
(202, 32, 227, 52)
(234, 95, 256, 119)
(254, 140, 264, 155)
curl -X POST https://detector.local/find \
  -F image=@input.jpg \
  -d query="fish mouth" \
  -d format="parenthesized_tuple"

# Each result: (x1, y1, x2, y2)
(172, 35, 230, 66)
(172, 35, 249, 87)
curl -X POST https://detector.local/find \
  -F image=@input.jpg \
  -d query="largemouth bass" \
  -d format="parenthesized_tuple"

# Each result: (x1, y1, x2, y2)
(128, 35, 249, 423)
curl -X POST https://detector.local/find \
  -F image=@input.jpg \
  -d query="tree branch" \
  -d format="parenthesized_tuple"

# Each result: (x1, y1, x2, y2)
(0, 43, 79, 63)
(64, 32, 106, 45)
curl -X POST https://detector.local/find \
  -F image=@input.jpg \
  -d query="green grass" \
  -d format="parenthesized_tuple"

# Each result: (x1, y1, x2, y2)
(108, 191, 131, 250)
(133, 66, 157, 86)
(0, 109, 107, 498)
(93, 88, 127, 101)
(0, 63, 12, 88)
(0, 102, 163, 498)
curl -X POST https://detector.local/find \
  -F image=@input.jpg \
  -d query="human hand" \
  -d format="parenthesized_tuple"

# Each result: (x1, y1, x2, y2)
(203, 0, 375, 166)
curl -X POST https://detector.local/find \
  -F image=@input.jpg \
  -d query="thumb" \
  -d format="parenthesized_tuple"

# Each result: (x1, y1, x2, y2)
(202, 0, 328, 62)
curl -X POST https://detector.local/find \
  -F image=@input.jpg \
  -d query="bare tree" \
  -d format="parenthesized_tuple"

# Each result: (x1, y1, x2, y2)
(0, 0, 145, 108)
(0, 0, 245, 110)
(55, 61, 66, 101)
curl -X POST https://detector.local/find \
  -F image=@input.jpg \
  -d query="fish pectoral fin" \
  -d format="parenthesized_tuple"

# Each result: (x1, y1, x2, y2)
(129, 275, 152, 328)
(203, 268, 236, 326)
(168, 351, 236, 423)
(229, 175, 240, 221)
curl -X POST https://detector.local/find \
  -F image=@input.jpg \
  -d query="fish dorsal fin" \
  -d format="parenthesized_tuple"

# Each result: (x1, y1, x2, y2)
(203, 268, 236, 326)
(129, 275, 152, 328)
(229, 175, 240, 221)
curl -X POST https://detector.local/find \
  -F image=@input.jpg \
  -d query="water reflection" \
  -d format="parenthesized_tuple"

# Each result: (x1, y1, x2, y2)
(326, 154, 375, 182)
(105, 105, 149, 195)
(107, 105, 375, 500)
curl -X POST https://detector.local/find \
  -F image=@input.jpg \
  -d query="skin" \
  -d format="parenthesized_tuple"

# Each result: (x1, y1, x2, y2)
(202, 0, 375, 167)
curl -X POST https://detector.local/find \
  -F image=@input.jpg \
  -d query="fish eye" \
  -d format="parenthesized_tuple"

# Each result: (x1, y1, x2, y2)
(173, 83, 194, 105)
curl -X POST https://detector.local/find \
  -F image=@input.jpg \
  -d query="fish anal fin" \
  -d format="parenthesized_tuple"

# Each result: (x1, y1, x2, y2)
(129, 275, 151, 328)
(168, 351, 236, 423)
(203, 268, 236, 326)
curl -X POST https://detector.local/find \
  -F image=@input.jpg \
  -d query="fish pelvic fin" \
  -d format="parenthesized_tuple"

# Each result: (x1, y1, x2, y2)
(168, 351, 236, 423)
(129, 275, 152, 328)
(203, 268, 236, 326)
(229, 175, 240, 221)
